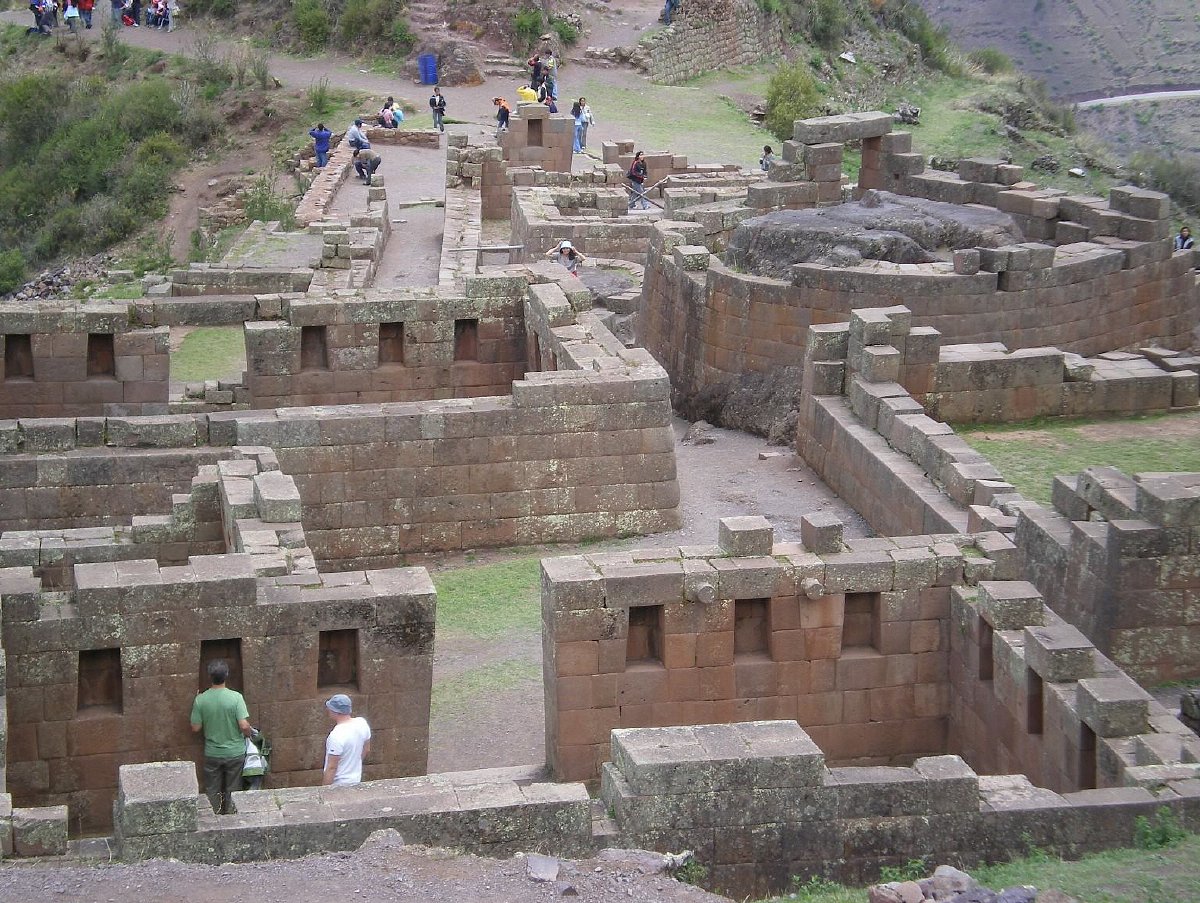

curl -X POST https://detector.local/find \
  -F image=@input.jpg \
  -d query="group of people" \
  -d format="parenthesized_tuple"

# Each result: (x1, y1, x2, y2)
(190, 659, 372, 815)
(29, 0, 176, 32)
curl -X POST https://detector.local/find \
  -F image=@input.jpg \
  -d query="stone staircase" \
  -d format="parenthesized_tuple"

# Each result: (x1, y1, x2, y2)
(484, 54, 527, 80)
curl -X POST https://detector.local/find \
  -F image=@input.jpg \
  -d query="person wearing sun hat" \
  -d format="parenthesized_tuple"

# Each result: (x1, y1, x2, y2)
(322, 694, 372, 786)
(546, 239, 586, 276)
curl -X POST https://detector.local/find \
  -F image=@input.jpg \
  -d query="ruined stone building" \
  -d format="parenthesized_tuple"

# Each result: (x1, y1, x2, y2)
(1, 109, 1199, 897)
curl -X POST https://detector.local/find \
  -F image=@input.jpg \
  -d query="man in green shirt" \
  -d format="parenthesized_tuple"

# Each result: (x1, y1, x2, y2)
(190, 659, 253, 815)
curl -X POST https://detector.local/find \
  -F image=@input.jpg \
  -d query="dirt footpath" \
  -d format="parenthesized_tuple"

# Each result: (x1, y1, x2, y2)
(0, 835, 729, 903)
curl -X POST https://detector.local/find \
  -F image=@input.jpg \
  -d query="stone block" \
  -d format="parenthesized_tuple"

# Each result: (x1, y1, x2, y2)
(252, 470, 303, 523)
(1077, 676, 1151, 737)
(115, 761, 200, 837)
(801, 513, 844, 555)
(976, 581, 1044, 629)
(1023, 623, 1095, 682)
(12, 806, 68, 857)
(717, 516, 774, 556)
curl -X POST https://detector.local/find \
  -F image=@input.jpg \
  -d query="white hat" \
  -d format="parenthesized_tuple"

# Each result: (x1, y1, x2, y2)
(557, 240, 573, 250)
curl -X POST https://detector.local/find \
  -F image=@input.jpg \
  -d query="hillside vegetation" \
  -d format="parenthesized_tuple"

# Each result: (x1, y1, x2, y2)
(0, 25, 248, 293)
(914, 0, 1200, 99)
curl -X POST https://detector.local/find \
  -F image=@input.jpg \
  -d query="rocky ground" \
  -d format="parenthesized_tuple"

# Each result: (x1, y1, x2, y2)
(0, 832, 728, 903)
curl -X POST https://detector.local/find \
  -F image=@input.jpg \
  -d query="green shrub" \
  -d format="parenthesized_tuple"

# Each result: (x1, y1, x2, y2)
(674, 859, 708, 886)
(765, 60, 822, 141)
(294, 0, 331, 50)
(242, 171, 296, 229)
(391, 15, 416, 53)
(969, 46, 1014, 74)
(550, 19, 579, 46)
(810, 0, 850, 48)
(874, 0, 962, 74)
(0, 248, 26, 296)
(1134, 807, 1189, 850)
(1130, 151, 1200, 215)
(512, 7, 544, 52)
(338, 0, 374, 43)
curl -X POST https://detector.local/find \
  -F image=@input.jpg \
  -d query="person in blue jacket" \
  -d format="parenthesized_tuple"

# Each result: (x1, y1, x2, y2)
(309, 123, 332, 168)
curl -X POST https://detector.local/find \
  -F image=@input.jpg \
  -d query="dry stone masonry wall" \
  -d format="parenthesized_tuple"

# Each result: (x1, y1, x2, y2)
(0, 303, 169, 419)
(0, 445, 435, 832)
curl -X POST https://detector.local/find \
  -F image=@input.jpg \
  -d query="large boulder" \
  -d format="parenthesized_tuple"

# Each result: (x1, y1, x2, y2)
(725, 190, 1024, 278)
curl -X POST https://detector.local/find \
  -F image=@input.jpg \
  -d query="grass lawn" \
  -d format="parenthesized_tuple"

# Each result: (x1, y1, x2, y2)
(576, 76, 770, 167)
(761, 833, 1200, 903)
(959, 412, 1200, 505)
(430, 659, 541, 716)
(171, 326, 247, 384)
(431, 555, 543, 637)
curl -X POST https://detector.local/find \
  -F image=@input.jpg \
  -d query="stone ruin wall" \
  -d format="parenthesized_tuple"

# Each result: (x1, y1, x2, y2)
(0, 446, 435, 832)
(80, 518, 1200, 897)
(793, 305, 1200, 685)
(450, 127, 747, 223)
(243, 285, 528, 409)
(1018, 468, 1200, 685)
(0, 303, 169, 420)
(634, 0, 785, 86)
(543, 515, 1200, 796)
(638, 111, 1199, 416)
(543, 515, 1009, 783)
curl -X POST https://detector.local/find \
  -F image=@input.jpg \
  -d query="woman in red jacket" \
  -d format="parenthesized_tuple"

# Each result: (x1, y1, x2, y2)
(77, 0, 94, 28)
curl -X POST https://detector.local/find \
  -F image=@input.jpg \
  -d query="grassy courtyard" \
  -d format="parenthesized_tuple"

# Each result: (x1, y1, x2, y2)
(960, 411, 1200, 505)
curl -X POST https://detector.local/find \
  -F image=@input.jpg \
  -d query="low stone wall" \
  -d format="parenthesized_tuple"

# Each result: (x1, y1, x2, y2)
(112, 761, 592, 863)
(0, 446, 436, 831)
(633, 0, 784, 86)
(638, 112, 1198, 420)
(511, 186, 661, 266)
(0, 303, 169, 419)
(601, 719, 1200, 897)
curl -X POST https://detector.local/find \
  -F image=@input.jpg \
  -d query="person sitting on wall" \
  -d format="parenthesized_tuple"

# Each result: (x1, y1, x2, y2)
(353, 147, 382, 184)
(760, 144, 775, 172)
(346, 118, 370, 151)
(190, 659, 254, 815)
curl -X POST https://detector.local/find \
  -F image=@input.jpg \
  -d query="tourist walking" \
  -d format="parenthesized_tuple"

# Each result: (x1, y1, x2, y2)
(547, 239, 586, 276)
(322, 694, 371, 787)
(1175, 226, 1194, 251)
(429, 86, 446, 133)
(190, 659, 254, 815)
(63, 0, 80, 31)
(627, 151, 649, 210)
(309, 122, 331, 168)
(109, 0, 122, 26)
(578, 97, 594, 150)
(77, 0, 93, 28)
(760, 145, 775, 171)
(493, 96, 511, 136)
(571, 99, 585, 153)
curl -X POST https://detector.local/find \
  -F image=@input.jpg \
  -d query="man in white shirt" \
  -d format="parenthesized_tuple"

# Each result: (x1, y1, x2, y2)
(322, 694, 371, 786)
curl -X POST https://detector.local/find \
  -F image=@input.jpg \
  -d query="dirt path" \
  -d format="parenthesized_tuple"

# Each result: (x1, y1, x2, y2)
(326, 143, 448, 288)
(0, 840, 729, 903)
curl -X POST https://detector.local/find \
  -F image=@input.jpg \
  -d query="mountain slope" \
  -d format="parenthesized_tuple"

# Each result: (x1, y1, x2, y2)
(915, 0, 1200, 99)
